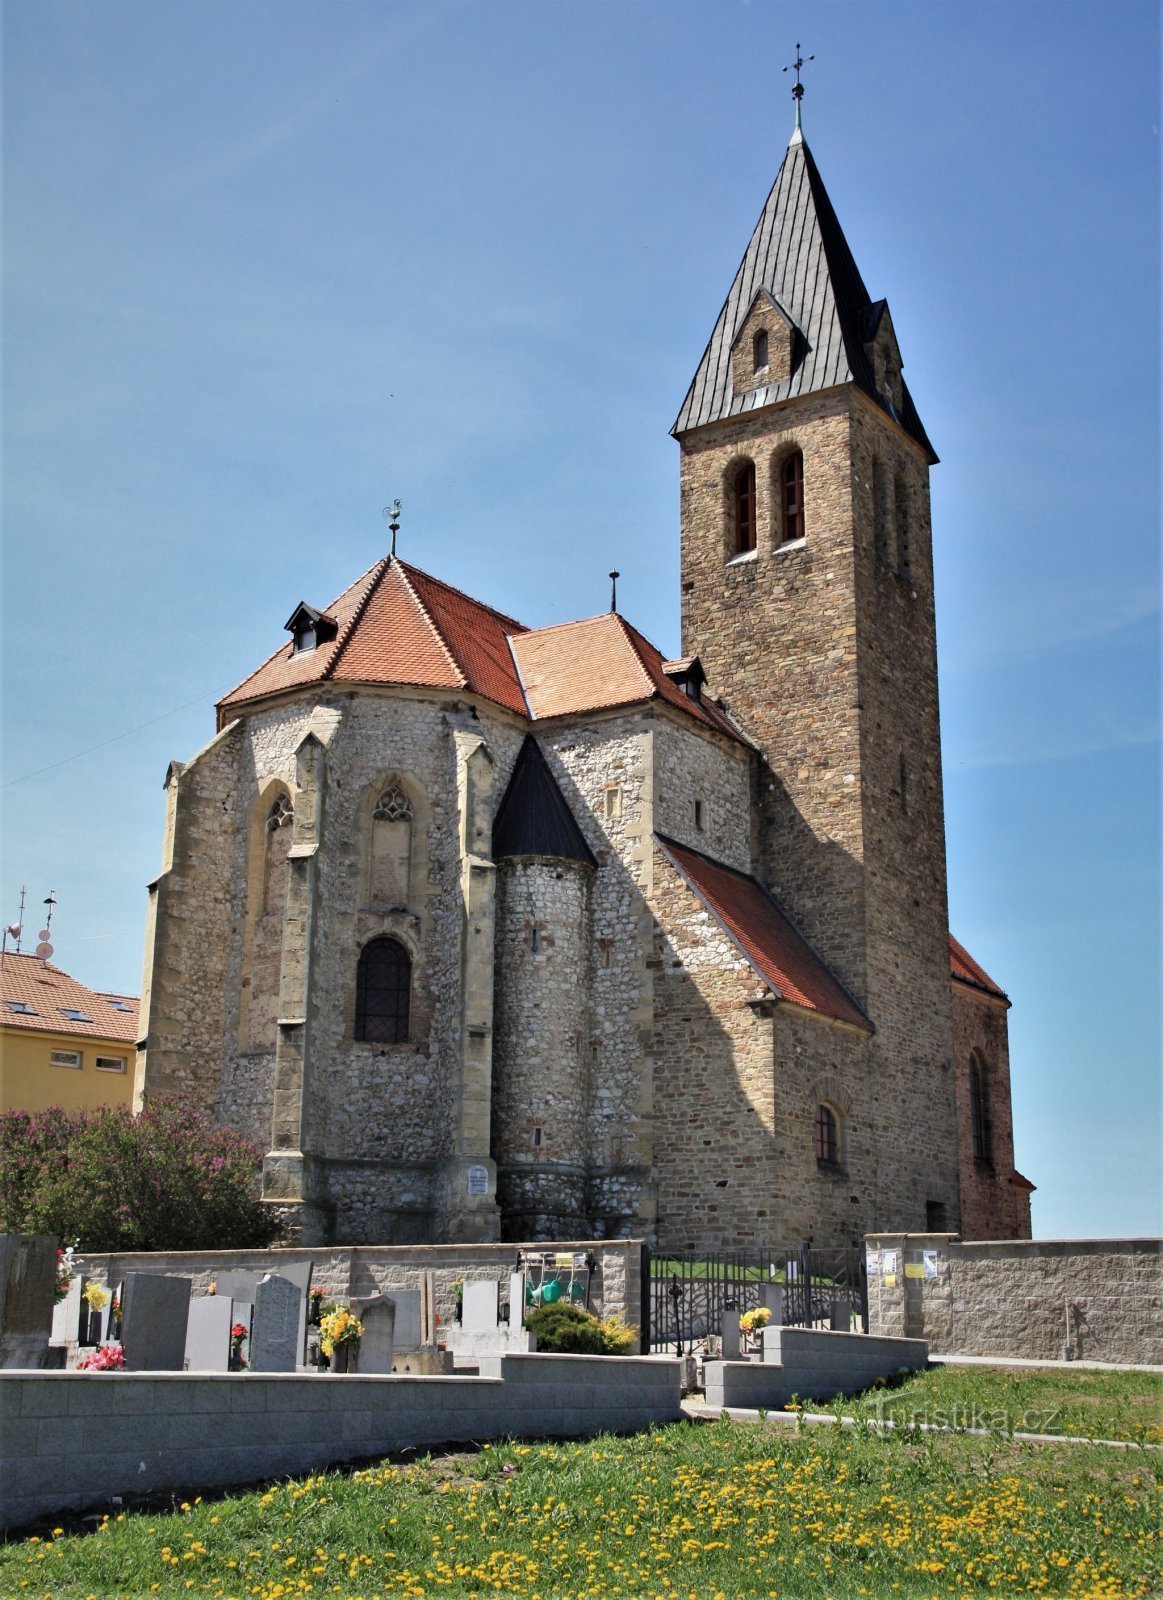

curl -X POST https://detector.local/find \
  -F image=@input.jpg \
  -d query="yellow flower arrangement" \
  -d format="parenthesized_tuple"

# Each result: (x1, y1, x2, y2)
(82, 1280, 111, 1313)
(319, 1305, 364, 1357)
(738, 1306, 772, 1334)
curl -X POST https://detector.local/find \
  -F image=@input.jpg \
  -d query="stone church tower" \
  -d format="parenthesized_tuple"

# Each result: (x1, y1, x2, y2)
(674, 119, 961, 1231)
(135, 105, 1031, 1250)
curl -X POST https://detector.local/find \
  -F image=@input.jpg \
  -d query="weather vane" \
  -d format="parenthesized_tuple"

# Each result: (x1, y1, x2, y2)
(382, 500, 402, 558)
(782, 43, 814, 131)
(609, 570, 620, 612)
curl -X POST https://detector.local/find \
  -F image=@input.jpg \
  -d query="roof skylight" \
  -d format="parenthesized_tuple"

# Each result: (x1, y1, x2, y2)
(5, 1000, 38, 1015)
(60, 1008, 93, 1023)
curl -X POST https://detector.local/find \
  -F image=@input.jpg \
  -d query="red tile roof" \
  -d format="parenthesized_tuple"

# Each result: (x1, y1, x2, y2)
(949, 935, 1009, 1003)
(1012, 1169, 1036, 1192)
(0, 953, 139, 1042)
(657, 835, 871, 1031)
(219, 558, 744, 743)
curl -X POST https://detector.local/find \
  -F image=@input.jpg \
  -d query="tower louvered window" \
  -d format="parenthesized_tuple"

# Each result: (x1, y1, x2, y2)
(733, 461, 757, 554)
(355, 937, 411, 1044)
(781, 450, 805, 542)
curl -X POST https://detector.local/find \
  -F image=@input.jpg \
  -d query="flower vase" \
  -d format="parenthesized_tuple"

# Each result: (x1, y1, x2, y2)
(331, 1343, 359, 1374)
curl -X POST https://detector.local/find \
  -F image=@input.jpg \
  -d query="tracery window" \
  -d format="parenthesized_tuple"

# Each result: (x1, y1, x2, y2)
(370, 783, 413, 910)
(781, 450, 805, 542)
(815, 1103, 839, 1167)
(263, 794, 293, 914)
(355, 936, 412, 1044)
(732, 460, 757, 555)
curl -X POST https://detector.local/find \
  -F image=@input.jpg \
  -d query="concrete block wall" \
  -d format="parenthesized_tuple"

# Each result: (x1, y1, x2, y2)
(703, 1326, 927, 1411)
(0, 1354, 681, 1532)
(867, 1234, 1162, 1364)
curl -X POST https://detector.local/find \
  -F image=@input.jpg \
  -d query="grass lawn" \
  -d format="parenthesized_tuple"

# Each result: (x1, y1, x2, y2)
(836, 1363, 1163, 1446)
(1, 1411, 1158, 1600)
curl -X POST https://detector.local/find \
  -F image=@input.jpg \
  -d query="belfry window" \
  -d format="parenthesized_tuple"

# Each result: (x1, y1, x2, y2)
(753, 329, 769, 372)
(355, 936, 412, 1044)
(732, 460, 757, 554)
(781, 450, 805, 542)
(815, 1103, 839, 1167)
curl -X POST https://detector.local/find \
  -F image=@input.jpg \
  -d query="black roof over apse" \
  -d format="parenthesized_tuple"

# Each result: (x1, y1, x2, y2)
(492, 737, 598, 867)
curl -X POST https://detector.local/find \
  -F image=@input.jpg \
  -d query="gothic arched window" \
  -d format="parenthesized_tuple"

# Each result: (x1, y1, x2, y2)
(732, 460, 757, 554)
(263, 794, 294, 914)
(970, 1054, 990, 1164)
(370, 783, 413, 910)
(815, 1103, 839, 1167)
(781, 450, 805, 542)
(753, 329, 769, 372)
(355, 937, 412, 1044)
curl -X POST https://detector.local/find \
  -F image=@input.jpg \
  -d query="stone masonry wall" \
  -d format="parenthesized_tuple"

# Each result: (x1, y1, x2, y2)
(652, 715, 752, 872)
(867, 1234, 1162, 1364)
(952, 980, 1031, 1240)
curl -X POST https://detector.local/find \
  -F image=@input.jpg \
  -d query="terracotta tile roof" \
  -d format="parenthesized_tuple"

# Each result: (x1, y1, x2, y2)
(657, 835, 871, 1031)
(511, 613, 745, 742)
(1012, 1169, 1036, 1193)
(219, 559, 529, 718)
(949, 934, 1010, 1003)
(0, 953, 139, 1043)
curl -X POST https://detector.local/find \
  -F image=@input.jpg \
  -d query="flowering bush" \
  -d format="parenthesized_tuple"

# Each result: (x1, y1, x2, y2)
(319, 1306, 363, 1357)
(739, 1306, 772, 1335)
(76, 1342, 125, 1371)
(0, 1100, 280, 1252)
(82, 1279, 111, 1312)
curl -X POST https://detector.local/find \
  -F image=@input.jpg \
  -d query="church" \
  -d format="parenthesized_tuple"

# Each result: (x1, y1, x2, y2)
(136, 105, 1033, 1252)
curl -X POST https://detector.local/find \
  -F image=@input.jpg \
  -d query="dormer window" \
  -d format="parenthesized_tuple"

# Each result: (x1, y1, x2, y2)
(284, 602, 338, 657)
(663, 656, 707, 703)
(753, 329, 769, 372)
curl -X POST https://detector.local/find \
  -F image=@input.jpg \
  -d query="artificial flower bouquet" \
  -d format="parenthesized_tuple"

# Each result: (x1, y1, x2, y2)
(76, 1343, 125, 1371)
(319, 1305, 363, 1358)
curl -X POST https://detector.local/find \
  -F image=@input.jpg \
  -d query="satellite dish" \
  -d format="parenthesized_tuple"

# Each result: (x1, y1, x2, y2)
(35, 942, 53, 960)
(38, 929, 51, 942)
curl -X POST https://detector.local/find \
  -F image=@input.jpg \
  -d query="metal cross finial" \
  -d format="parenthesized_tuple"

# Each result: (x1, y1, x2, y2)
(609, 570, 620, 612)
(382, 500, 402, 558)
(782, 43, 815, 131)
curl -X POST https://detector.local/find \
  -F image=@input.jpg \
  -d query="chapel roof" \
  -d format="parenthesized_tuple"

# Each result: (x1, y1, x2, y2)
(493, 736, 597, 867)
(656, 835, 871, 1031)
(949, 934, 1010, 1004)
(0, 952, 139, 1042)
(672, 130, 935, 459)
(219, 559, 745, 744)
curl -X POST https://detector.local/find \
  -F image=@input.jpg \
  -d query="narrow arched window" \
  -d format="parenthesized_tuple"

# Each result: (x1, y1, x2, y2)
(815, 1103, 838, 1166)
(873, 457, 889, 563)
(753, 329, 769, 372)
(781, 450, 805, 543)
(732, 461, 756, 554)
(970, 1054, 990, 1164)
(371, 783, 413, 910)
(894, 474, 911, 576)
(355, 937, 411, 1044)
(263, 794, 294, 914)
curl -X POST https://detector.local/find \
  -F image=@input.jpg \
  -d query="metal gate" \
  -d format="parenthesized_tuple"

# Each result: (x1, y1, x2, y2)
(642, 1242, 868, 1353)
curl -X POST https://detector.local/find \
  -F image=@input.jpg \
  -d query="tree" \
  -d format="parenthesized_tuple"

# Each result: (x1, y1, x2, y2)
(0, 1100, 280, 1252)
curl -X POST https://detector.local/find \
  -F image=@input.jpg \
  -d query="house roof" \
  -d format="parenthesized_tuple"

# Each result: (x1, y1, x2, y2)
(511, 612, 744, 743)
(493, 736, 597, 867)
(219, 558, 530, 720)
(0, 953, 139, 1042)
(220, 559, 745, 746)
(949, 934, 1010, 1004)
(656, 835, 871, 1031)
(672, 130, 935, 459)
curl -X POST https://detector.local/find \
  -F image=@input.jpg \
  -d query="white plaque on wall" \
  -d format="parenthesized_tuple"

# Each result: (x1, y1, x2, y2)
(467, 1164, 489, 1196)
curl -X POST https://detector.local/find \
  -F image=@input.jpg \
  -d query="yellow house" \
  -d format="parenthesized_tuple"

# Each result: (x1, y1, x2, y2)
(0, 952, 138, 1114)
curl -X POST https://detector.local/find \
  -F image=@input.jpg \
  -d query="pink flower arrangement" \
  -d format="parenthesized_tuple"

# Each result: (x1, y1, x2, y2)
(76, 1342, 125, 1371)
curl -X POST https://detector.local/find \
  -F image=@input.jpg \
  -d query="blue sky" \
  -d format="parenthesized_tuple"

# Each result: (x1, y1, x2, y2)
(2, 0, 1158, 1239)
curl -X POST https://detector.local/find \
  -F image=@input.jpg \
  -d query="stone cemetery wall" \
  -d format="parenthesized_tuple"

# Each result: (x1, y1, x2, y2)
(0, 1354, 683, 1530)
(704, 1326, 927, 1411)
(866, 1234, 1162, 1365)
(76, 1238, 643, 1351)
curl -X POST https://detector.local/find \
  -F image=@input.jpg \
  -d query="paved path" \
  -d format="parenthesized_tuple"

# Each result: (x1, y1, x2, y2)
(930, 1353, 1163, 1374)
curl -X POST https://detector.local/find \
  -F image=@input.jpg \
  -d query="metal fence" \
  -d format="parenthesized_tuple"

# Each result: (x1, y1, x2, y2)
(641, 1242, 869, 1354)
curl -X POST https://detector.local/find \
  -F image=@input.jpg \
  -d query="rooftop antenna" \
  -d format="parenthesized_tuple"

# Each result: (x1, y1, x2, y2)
(782, 42, 814, 134)
(1, 885, 26, 960)
(609, 570, 620, 612)
(382, 500, 402, 559)
(36, 891, 56, 963)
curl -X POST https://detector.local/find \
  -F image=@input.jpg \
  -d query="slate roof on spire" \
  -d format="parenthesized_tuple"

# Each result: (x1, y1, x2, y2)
(493, 736, 597, 866)
(673, 133, 935, 459)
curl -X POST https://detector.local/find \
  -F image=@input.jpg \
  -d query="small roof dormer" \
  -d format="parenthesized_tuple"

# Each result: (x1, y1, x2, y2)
(663, 656, 707, 704)
(284, 602, 338, 657)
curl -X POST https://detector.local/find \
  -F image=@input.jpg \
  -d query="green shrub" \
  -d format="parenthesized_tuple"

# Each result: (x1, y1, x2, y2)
(525, 1301, 637, 1355)
(0, 1099, 280, 1253)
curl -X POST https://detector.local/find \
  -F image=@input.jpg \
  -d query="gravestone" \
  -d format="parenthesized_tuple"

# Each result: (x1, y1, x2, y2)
(216, 1261, 312, 1366)
(121, 1273, 191, 1370)
(759, 1284, 785, 1323)
(184, 1295, 234, 1371)
(463, 1279, 498, 1333)
(50, 1272, 82, 1349)
(250, 1273, 301, 1372)
(720, 1307, 741, 1361)
(0, 1235, 58, 1368)
(353, 1292, 396, 1373)
(386, 1289, 421, 1350)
